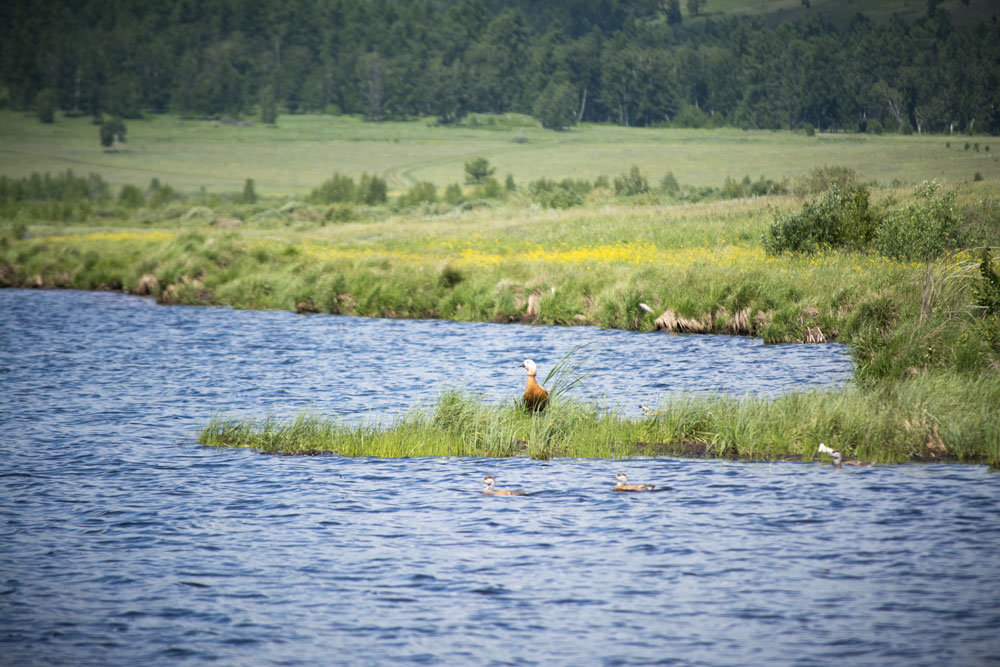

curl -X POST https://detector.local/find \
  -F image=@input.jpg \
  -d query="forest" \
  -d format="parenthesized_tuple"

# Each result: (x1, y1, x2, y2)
(2, 0, 998, 134)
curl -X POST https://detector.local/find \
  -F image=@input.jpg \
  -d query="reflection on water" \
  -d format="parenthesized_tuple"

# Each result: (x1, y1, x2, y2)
(2, 289, 997, 665)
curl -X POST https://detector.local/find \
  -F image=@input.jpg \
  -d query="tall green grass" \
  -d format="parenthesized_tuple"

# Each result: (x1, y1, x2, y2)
(199, 378, 1000, 465)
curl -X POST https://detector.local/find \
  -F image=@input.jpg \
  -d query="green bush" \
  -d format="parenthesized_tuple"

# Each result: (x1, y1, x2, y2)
(764, 184, 877, 254)
(474, 177, 504, 199)
(613, 166, 649, 197)
(0, 170, 109, 204)
(660, 171, 680, 195)
(323, 203, 356, 223)
(357, 173, 387, 205)
(398, 181, 436, 208)
(792, 165, 859, 197)
(309, 173, 355, 204)
(118, 184, 145, 208)
(976, 250, 1000, 317)
(443, 183, 464, 205)
(528, 178, 587, 209)
(874, 181, 960, 261)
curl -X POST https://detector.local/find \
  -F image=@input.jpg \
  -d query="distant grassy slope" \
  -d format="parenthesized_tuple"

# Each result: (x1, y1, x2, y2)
(1, 111, 996, 197)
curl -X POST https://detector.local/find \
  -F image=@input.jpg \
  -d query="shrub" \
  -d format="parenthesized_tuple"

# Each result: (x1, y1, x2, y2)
(959, 197, 1000, 247)
(613, 166, 649, 197)
(528, 178, 587, 209)
(722, 174, 788, 199)
(443, 183, 464, 205)
(792, 165, 858, 197)
(974, 171, 984, 182)
(357, 173, 387, 205)
(398, 181, 436, 208)
(873, 181, 961, 261)
(977, 250, 1000, 316)
(309, 173, 356, 204)
(323, 203, 356, 223)
(660, 171, 680, 195)
(475, 177, 503, 199)
(148, 180, 178, 208)
(438, 264, 464, 288)
(118, 184, 145, 208)
(765, 184, 877, 254)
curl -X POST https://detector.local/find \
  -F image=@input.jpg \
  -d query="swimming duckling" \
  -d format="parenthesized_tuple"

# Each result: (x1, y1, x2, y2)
(521, 359, 549, 412)
(817, 443, 871, 468)
(614, 472, 655, 492)
(482, 475, 526, 496)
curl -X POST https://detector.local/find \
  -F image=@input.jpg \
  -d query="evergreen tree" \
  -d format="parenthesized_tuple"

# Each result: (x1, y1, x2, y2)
(464, 157, 495, 185)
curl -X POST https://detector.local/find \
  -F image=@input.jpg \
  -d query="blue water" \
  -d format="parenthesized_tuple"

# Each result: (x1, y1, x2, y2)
(1, 289, 998, 665)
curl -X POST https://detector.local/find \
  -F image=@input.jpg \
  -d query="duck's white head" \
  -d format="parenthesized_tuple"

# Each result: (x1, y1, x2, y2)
(482, 475, 496, 489)
(522, 359, 538, 376)
(615, 472, 628, 484)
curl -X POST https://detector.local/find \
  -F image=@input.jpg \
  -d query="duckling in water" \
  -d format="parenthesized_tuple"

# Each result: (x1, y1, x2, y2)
(614, 472, 655, 492)
(482, 475, 526, 496)
(521, 359, 549, 412)
(817, 443, 871, 468)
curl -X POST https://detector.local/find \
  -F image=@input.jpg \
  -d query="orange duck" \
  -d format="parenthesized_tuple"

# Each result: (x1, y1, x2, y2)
(521, 359, 549, 411)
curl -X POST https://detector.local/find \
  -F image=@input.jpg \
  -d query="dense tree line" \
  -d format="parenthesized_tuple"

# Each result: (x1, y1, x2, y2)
(2, 0, 997, 133)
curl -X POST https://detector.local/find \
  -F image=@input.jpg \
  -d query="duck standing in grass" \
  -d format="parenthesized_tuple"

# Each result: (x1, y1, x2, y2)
(482, 475, 526, 496)
(817, 443, 871, 468)
(614, 472, 655, 492)
(521, 359, 549, 411)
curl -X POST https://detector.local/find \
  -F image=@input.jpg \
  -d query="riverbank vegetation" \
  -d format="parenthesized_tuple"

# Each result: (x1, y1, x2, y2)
(1, 146, 998, 464)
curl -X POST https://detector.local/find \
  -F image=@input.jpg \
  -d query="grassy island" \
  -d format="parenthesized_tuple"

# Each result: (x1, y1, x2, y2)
(1, 112, 998, 466)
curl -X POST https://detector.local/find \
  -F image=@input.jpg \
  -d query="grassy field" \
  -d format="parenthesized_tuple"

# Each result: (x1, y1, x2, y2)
(1, 110, 996, 196)
(2, 112, 998, 466)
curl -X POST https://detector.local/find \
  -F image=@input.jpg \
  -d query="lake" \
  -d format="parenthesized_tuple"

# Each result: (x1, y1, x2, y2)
(1, 288, 997, 665)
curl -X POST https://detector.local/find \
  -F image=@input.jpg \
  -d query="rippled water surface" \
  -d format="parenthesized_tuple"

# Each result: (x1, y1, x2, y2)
(2, 289, 998, 665)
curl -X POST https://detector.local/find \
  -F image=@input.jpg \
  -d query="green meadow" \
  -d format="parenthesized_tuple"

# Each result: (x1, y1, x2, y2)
(1, 111, 998, 466)
(0, 110, 996, 195)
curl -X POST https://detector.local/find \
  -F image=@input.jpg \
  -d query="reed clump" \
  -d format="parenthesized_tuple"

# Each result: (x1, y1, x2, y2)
(199, 377, 1000, 466)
